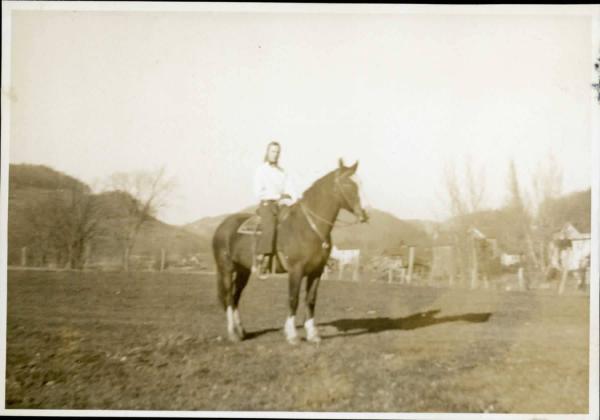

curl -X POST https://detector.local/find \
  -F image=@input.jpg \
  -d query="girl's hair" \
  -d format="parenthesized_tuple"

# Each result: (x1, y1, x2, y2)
(263, 141, 281, 163)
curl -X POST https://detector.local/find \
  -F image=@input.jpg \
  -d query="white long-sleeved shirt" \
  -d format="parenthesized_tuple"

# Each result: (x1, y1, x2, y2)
(253, 162, 299, 205)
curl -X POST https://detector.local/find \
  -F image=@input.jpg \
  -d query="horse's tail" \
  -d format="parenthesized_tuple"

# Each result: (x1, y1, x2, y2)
(212, 224, 231, 310)
(212, 213, 253, 310)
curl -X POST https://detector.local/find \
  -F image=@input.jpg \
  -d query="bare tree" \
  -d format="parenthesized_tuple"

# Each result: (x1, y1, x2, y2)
(443, 156, 486, 217)
(107, 167, 176, 271)
(531, 153, 563, 208)
(529, 153, 563, 272)
(22, 191, 61, 266)
(22, 184, 106, 268)
(442, 158, 487, 287)
(57, 185, 106, 269)
(465, 156, 486, 214)
(505, 159, 539, 271)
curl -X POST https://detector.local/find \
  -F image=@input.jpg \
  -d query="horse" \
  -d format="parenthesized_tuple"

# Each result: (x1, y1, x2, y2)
(212, 159, 368, 344)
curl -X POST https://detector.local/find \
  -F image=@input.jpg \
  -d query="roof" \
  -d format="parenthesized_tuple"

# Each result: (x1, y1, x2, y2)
(431, 225, 495, 247)
(468, 227, 487, 239)
(553, 222, 591, 241)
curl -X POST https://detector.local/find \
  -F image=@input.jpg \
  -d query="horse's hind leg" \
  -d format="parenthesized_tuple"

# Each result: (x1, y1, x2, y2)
(231, 265, 250, 339)
(304, 271, 322, 343)
(217, 267, 241, 342)
(284, 265, 304, 345)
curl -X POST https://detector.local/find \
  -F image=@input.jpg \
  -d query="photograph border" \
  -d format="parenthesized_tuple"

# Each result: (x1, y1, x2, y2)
(1, 2, 598, 419)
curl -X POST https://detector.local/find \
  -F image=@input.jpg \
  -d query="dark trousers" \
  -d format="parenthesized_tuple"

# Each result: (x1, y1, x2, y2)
(256, 200, 279, 255)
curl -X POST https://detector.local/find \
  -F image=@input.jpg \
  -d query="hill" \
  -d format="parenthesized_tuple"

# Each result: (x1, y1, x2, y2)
(183, 205, 257, 238)
(539, 188, 591, 233)
(7, 164, 207, 268)
(331, 209, 433, 255)
(437, 188, 591, 254)
(9, 163, 89, 193)
(184, 206, 433, 257)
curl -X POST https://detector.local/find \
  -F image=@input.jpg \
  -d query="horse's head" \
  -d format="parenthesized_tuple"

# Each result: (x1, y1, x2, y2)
(335, 158, 369, 223)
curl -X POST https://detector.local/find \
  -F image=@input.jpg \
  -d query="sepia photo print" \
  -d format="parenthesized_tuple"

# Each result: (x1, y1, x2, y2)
(1, 2, 598, 418)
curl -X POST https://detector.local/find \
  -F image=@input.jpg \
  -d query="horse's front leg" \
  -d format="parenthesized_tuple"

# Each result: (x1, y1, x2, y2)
(304, 272, 322, 343)
(285, 266, 304, 345)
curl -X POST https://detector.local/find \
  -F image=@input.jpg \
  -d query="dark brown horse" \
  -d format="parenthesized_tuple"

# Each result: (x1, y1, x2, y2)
(212, 159, 368, 344)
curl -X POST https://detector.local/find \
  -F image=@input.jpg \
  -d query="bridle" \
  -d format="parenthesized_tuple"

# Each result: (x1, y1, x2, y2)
(299, 173, 364, 249)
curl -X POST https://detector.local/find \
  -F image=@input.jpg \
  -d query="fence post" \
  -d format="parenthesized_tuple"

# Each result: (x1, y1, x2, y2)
(407, 247, 415, 284)
(160, 248, 166, 272)
(83, 243, 91, 268)
(388, 267, 393, 283)
(558, 267, 568, 295)
(353, 254, 359, 282)
(21, 246, 27, 267)
(518, 267, 525, 290)
(471, 244, 479, 289)
(585, 267, 590, 288)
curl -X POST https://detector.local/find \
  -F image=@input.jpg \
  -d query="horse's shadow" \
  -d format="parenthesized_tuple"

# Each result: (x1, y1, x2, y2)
(318, 309, 492, 339)
(245, 309, 492, 341)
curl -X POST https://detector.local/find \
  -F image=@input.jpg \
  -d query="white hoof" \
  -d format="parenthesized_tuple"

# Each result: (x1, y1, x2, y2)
(233, 309, 246, 340)
(228, 331, 242, 342)
(284, 316, 298, 344)
(304, 318, 321, 343)
(287, 335, 300, 345)
(234, 327, 246, 340)
(226, 306, 243, 342)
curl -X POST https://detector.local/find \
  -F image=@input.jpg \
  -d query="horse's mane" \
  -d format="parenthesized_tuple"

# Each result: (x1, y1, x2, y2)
(299, 169, 337, 203)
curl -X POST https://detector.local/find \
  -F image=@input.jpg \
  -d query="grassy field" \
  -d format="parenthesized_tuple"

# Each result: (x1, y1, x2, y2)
(5, 269, 590, 413)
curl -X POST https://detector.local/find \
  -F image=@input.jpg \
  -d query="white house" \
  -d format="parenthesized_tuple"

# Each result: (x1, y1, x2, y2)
(549, 223, 591, 271)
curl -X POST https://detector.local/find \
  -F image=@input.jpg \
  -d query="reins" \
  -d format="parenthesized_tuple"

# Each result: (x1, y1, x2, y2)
(298, 174, 363, 248)
(301, 202, 360, 228)
(299, 201, 331, 249)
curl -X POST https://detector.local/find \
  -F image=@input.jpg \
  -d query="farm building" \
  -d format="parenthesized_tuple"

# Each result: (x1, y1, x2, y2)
(549, 222, 591, 271)
(500, 253, 521, 268)
(431, 244, 457, 281)
(364, 245, 430, 283)
(430, 226, 498, 285)
(324, 246, 361, 281)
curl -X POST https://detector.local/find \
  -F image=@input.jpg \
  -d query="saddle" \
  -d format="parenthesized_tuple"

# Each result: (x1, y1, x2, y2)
(237, 215, 262, 235)
(237, 206, 293, 275)
(236, 205, 292, 235)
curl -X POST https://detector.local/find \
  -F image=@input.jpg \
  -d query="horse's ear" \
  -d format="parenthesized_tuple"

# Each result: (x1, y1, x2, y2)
(348, 160, 359, 175)
(338, 158, 345, 169)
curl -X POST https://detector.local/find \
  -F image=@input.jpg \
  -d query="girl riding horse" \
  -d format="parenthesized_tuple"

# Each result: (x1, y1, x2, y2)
(213, 157, 368, 344)
(253, 141, 299, 278)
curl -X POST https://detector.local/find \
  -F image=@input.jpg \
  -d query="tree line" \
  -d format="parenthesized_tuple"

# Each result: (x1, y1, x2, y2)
(440, 152, 589, 285)
(12, 165, 175, 271)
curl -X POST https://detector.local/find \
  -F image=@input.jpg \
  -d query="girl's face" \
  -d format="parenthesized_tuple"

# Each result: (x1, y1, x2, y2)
(267, 144, 280, 164)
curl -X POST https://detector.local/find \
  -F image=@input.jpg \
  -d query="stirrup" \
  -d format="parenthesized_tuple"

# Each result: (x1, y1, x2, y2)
(255, 255, 270, 279)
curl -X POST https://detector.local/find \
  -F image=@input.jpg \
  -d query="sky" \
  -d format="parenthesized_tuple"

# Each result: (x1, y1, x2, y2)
(5, 5, 597, 225)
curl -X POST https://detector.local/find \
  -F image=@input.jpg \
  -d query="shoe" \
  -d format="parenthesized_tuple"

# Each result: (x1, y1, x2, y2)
(258, 255, 270, 279)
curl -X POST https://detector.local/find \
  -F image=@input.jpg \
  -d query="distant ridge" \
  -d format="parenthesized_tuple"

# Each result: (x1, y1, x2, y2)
(7, 164, 208, 267)
(183, 205, 435, 256)
(9, 163, 590, 267)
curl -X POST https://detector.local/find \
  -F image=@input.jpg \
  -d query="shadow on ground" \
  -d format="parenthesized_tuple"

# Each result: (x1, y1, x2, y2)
(244, 310, 492, 341)
(318, 309, 492, 339)
(244, 327, 281, 340)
